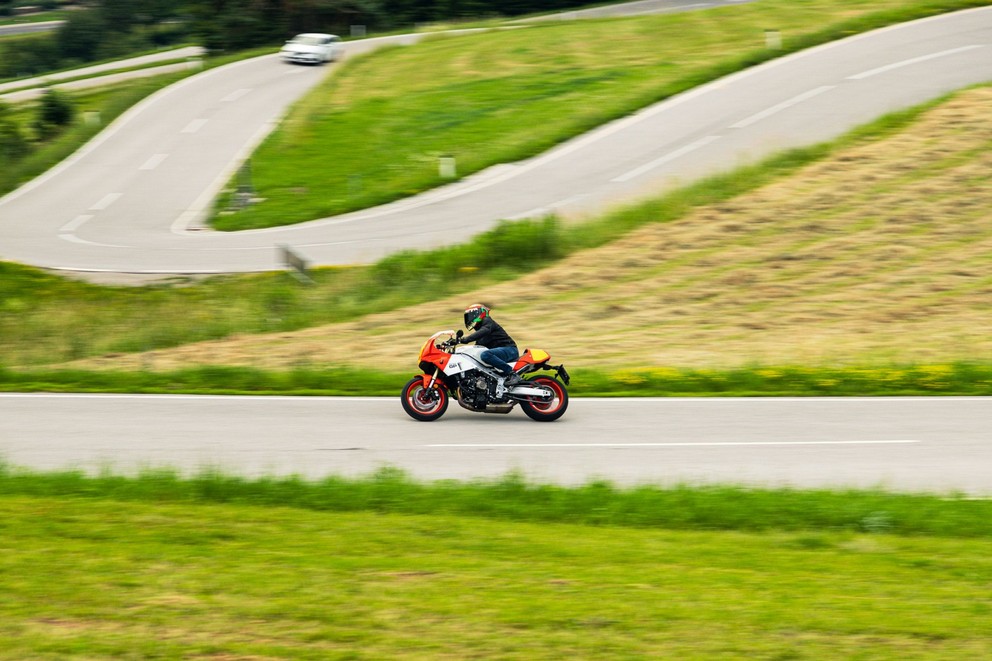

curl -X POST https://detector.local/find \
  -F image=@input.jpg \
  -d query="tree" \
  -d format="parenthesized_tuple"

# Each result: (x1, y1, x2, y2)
(57, 10, 108, 63)
(33, 89, 75, 141)
(0, 102, 28, 162)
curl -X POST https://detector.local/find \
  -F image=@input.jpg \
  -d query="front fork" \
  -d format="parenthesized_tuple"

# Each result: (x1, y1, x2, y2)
(421, 368, 442, 391)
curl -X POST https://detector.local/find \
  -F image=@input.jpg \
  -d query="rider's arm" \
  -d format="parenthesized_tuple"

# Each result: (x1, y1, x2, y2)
(461, 319, 493, 344)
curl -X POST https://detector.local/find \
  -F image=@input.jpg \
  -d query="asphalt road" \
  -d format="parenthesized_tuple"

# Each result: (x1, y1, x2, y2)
(0, 19, 63, 36)
(2, 6, 991, 276)
(2, 6, 991, 496)
(1, 394, 990, 494)
(0, 47, 206, 104)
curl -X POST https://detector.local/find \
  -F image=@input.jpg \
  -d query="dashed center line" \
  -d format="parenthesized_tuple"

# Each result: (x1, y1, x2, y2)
(848, 45, 984, 80)
(612, 135, 721, 183)
(222, 88, 252, 102)
(139, 153, 169, 171)
(181, 118, 208, 134)
(60, 214, 92, 233)
(89, 193, 122, 211)
(731, 85, 835, 129)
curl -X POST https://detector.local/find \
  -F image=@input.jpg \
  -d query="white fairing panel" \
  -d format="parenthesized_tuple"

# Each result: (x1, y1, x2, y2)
(455, 345, 489, 360)
(445, 351, 487, 376)
(444, 355, 475, 375)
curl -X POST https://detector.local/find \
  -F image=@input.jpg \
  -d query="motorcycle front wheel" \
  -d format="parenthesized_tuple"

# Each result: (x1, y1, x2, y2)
(519, 376, 568, 422)
(401, 376, 449, 421)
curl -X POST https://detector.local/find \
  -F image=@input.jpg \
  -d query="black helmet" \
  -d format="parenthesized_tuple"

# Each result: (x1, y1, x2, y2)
(464, 303, 489, 330)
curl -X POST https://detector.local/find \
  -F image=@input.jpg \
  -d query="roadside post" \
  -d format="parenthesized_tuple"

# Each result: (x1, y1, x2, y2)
(279, 244, 314, 284)
(439, 154, 456, 179)
(765, 29, 782, 50)
(233, 161, 254, 209)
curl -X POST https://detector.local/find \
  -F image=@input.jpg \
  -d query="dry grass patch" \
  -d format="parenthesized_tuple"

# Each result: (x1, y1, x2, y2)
(71, 88, 992, 373)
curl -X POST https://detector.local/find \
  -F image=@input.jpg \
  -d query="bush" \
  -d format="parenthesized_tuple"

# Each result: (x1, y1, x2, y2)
(0, 102, 28, 161)
(32, 88, 75, 140)
(0, 34, 60, 79)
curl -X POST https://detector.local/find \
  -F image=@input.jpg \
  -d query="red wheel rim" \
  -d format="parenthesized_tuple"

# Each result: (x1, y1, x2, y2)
(407, 383, 444, 415)
(529, 378, 564, 413)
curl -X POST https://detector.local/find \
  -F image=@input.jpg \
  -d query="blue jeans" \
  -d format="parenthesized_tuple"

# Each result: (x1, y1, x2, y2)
(480, 346, 519, 376)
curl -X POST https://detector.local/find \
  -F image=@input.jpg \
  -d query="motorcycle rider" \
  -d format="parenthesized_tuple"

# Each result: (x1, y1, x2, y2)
(457, 303, 524, 386)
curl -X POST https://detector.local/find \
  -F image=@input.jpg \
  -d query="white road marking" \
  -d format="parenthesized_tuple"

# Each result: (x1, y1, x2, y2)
(181, 118, 208, 134)
(89, 192, 122, 210)
(612, 135, 721, 183)
(848, 45, 984, 80)
(57, 233, 126, 248)
(730, 85, 835, 129)
(505, 194, 590, 221)
(731, 85, 835, 129)
(139, 153, 169, 171)
(60, 214, 92, 232)
(170, 120, 279, 233)
(221, 88, 252, 102)
(427, 440, 921, 448)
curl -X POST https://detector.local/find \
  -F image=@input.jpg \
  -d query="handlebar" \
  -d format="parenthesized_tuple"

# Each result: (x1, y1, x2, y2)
(436, 329, 465, 351)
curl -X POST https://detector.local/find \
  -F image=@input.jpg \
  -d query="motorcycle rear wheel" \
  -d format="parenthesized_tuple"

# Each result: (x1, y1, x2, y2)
(401, 376, 449, 421)
(519, 376, 568, 422)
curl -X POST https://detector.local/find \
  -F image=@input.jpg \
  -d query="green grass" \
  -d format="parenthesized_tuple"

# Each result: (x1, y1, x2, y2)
(1, 472, 991, 657)
(0, 17, 982, 380)
(3, 362, 992, 397)
(0, 11, 69, 27)
(0, 55, 197, 94)
(0, 97, 937, 369)
(0, 42, 198, 85)
(211, 0, 992, 230)
(4, 465, 992, 536)
(0, 75, 188, 195)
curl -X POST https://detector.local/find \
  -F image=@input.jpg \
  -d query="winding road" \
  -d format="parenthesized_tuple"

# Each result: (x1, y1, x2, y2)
(1, 5, 991, 276)
(1, 3, 991, 493)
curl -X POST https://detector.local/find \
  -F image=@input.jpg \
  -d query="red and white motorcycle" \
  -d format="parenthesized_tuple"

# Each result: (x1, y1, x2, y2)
(401, 329, 570, 422)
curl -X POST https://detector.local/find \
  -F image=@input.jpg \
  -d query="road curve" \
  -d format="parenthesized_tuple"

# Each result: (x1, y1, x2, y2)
(1, 6, 992, 276)
(1, 393, 990, 494)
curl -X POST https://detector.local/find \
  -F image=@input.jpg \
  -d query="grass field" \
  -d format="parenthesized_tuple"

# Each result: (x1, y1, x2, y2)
(33, 85, 992, 386)
(2, 478, 991, 658)
(5, 7, 991, 656)
(211, 0, 992, 230)
(3, 3, 992, 395)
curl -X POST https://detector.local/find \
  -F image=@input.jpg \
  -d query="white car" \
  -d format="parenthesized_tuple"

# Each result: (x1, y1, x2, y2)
(280, 33, 342, 65)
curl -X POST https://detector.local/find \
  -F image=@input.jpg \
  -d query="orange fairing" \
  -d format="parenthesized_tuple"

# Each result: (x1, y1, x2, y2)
(419, 332, 453, 371)
(514, 348, 550, 370)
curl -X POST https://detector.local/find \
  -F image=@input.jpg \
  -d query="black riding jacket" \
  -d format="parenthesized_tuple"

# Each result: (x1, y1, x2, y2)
(463, 316, 516, 349)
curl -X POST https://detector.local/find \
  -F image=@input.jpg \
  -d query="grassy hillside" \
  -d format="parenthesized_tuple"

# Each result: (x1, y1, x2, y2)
(211, 0, 992, 230)
(64, 85, 992, 375)
(3, 5, 992, 384)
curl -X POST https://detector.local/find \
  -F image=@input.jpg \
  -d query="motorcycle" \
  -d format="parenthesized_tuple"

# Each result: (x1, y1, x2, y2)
(401, 329, 570, 422)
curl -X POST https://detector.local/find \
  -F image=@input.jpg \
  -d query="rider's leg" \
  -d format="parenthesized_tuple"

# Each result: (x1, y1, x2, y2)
(480, 346, 519, 377)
